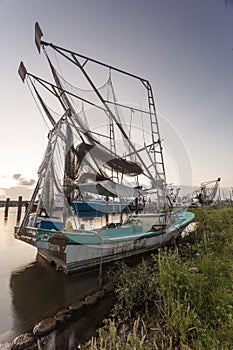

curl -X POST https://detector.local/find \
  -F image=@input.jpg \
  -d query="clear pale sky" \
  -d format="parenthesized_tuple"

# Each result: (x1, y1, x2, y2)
(0, 0, 232, 199)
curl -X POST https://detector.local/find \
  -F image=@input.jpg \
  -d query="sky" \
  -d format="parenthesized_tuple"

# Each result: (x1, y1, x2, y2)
(0, 0, 233, 200)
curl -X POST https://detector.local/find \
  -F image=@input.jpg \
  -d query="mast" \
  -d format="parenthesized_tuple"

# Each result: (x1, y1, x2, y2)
(34, 23, 166, 195)
(32, 23, 168, 209)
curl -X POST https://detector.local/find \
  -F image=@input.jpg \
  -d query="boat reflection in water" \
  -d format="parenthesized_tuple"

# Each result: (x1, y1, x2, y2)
(9, 258, 102, 347)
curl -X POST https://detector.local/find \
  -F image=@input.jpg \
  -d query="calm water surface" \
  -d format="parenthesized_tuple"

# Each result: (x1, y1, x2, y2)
(0, 207, 103, 345)
(0, 207, 193, 348)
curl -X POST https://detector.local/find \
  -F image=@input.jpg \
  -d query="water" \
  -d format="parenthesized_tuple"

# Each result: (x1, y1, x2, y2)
(0, 207, 105, 346)
(0, 207, 195, 348)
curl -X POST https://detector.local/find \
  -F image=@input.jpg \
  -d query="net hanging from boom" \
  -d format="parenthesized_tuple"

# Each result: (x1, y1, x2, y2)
(23, 42, 168, 223)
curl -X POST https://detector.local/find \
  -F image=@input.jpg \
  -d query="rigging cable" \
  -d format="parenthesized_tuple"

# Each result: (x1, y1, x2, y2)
(27, 78, 50, 130)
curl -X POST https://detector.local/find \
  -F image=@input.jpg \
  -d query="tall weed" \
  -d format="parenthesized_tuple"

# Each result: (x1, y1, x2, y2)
(83, 207, 233, 349)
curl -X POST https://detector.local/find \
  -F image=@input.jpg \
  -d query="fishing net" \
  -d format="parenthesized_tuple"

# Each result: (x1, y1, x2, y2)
(28, 45, 167, 227)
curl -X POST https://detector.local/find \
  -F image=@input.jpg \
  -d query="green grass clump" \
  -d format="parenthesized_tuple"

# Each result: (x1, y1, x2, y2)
(83, 206, 233, 349)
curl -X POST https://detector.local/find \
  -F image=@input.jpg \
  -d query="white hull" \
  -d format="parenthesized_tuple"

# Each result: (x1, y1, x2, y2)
(36, 226, 180, 273)
(15, 211, 194, 273)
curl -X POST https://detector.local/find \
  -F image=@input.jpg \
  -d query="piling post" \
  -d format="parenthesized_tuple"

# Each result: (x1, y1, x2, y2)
(4, 198, 10, 219)
(17, 196, 23, 223)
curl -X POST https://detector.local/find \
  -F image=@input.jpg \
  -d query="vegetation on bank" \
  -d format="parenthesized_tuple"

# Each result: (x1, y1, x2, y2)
(83, 206, 233, 349)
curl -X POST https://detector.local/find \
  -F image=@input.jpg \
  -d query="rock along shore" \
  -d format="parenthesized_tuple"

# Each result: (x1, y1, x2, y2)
(10, 282, 114, 350)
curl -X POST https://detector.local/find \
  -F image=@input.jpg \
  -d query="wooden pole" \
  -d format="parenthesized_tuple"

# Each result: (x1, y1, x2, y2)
(4, 198, 10, 219)
(16, 196, 23, 223)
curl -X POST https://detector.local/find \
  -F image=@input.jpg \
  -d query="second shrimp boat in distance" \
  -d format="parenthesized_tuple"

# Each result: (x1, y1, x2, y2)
(15, 22, 195, 274)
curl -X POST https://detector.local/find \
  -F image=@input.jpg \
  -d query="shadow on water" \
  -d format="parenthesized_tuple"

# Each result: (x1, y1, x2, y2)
(9, 258, 104, 344)
(37, 293, 115, 350)
(0, 208, 117, 348)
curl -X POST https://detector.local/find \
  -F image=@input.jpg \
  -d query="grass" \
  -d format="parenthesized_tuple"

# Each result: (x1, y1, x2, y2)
(82, 206, 233, 349)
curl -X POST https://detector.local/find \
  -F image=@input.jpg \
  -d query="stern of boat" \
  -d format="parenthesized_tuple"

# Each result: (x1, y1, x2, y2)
(14, 226, 38, 247)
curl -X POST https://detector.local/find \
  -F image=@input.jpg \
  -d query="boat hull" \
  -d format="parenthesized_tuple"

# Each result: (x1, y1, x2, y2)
(15, 211, 195, 274)
(38, 227, 178, 273)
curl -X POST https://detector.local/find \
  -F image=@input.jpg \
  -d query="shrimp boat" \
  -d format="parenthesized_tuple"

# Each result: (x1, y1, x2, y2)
(15, 23, 195, 274)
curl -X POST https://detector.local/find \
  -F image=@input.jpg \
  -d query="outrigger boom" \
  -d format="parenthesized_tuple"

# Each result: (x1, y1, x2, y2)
(15, 23, 195, 274)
